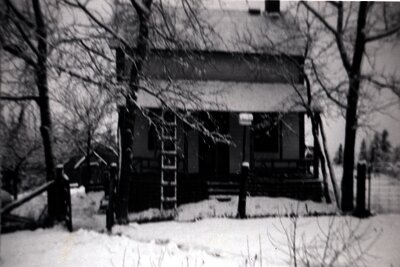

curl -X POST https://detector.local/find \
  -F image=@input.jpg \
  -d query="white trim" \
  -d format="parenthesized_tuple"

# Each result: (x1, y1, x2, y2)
(73, 156, 86, 169)
(73, 151, 108, 169)
(93, 151, 108, 165)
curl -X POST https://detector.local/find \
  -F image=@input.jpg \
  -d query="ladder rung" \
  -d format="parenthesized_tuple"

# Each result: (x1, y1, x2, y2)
(162, 165, 176, 170)
(161, 136, 177, 141)
(161, 197, 177, 202)
(162, 151, 177, 155)
(161, 181, 177, 186)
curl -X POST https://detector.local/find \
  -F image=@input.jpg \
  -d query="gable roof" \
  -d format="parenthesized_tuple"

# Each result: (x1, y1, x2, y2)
(63, 144, 118, 174)
(112, 3, 305, 56)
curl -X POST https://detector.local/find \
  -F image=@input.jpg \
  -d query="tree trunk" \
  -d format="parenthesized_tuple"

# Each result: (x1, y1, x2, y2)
(341, 2, 368, 212)
(309, 113, 330, 203)
(317, 114, 340, 207)
(116, 0, 153, 223)
(32, 0, 57, 219)
(116, 103, 135, 223)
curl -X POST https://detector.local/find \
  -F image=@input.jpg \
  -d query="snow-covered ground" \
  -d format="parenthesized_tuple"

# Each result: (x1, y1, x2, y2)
(3, 166, 400, 266)
(2, 215, 400, 267)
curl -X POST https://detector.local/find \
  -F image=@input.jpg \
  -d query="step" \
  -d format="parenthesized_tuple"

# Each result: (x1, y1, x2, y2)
(207, 188, 240, 195)
(207, 181, 240, 187)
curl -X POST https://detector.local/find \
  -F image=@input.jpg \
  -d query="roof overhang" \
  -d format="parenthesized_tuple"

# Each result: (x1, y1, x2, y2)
(134, 80, 318, 113)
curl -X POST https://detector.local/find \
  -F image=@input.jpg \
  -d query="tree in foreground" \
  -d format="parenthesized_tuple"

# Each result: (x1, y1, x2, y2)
(299, 2, 400, 212)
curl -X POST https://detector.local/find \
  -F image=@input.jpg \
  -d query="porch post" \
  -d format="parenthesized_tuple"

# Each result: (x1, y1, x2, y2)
(249, 127, 254, 170)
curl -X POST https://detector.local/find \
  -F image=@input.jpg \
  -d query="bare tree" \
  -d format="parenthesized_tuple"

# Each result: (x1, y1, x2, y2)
(0, 0, 62, 218)
(0, 103, 42, 199)
(55, 80, 114, 189)
(299, 2, 400, 212)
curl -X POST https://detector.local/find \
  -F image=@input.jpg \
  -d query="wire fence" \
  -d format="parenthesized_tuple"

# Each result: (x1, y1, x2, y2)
(368, 171, 400, 214)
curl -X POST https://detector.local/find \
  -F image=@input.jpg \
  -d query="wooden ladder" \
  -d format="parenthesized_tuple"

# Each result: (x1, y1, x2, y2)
(160, 109, 177, 210)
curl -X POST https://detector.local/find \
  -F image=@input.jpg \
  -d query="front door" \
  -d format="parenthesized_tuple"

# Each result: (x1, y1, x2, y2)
(198, 112, 229, 179)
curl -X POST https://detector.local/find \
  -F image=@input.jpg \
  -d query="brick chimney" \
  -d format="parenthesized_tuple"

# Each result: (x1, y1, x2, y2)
(265, 0, 280, 14)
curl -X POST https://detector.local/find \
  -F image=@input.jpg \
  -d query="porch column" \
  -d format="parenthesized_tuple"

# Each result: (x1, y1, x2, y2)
(249, 126, 254, 170)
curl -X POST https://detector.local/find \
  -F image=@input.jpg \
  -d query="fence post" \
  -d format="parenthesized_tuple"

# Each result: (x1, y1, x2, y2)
(354, 162, 370, 218)
(238, 162, 249, 219)
(55, 165, 64, 221)
(56, 164, 73, 231)
(107, 163, 117, 231)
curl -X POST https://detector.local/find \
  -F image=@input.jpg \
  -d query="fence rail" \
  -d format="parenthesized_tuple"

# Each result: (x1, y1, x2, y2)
(1, 165, 73, 232)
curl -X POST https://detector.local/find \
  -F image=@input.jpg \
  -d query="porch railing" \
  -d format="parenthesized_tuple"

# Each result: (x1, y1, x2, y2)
(253, 158, 314, 178)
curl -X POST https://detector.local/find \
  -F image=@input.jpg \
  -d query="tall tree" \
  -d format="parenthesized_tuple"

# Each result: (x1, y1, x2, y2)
(0, 0, 59, 218)
(300, 2, 400, 212)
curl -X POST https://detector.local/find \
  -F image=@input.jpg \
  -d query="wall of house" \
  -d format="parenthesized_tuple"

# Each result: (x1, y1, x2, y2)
(281, 113, 301, 160)
(133, 111, 303, 174)
(137, 51, 303, 83)
(132, 112, 155, 158)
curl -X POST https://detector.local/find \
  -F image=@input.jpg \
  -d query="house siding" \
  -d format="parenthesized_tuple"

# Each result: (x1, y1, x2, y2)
(132, 112, 154, 158)
(139, 52, 303, 83)
(282, 113, 300, 159)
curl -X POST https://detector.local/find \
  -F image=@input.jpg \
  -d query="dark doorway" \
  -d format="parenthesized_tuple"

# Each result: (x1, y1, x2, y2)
(198, 112, 230, 179)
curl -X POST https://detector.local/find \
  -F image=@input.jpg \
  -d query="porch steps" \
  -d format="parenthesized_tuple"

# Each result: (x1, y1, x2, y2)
(207, 181, 240, 195)
(160, 109, 178, 210)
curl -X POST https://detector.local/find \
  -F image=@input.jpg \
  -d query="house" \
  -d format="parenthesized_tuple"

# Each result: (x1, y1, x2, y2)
(112, 0, 323, 211)
(64, 144, 118, 191)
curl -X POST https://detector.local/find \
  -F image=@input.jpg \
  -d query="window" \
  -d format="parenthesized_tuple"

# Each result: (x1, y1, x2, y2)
(147, 109, 160, 151)
(253, 113, 279, 153)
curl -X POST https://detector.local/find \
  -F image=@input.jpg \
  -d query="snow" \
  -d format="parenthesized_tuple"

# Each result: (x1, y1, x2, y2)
(3, 167, 400, 266)
(2, 215, 400, 267)
(11, 186, 106, 231)
(128, 197, 338, 223)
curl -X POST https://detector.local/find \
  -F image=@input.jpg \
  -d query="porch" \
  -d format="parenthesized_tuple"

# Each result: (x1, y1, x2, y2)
(128, 156, 322, 212)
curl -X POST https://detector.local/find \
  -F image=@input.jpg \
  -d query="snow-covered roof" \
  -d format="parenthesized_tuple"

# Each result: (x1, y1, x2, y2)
(135, 80, 312, 112)
(112, 4, 305, 56)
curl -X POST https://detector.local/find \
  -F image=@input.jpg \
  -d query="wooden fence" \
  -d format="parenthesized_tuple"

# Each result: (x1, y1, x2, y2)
(1, 164, 73, 232)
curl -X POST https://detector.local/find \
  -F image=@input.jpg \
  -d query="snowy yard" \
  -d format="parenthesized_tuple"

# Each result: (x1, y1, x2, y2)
(2, 215, 400, 267)
(3, 166, 400, 266)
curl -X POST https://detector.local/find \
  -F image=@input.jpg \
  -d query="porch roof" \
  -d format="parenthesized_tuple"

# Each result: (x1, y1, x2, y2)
(135, 80, 319, 113)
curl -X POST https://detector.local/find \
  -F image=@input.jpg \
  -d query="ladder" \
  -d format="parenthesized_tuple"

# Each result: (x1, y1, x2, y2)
(160, 109, 177, 210)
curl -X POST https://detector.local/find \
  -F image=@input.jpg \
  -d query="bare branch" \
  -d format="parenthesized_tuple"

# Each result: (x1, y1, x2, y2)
(365, 25, 400, 43)
(4, 0, 35, 28)
(63, 0, 131, 48)
(301, 1, 352, 72)
(130, 0, 150, 17)
(2, 43, 37, 67)
(0, 95, 39, 102)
